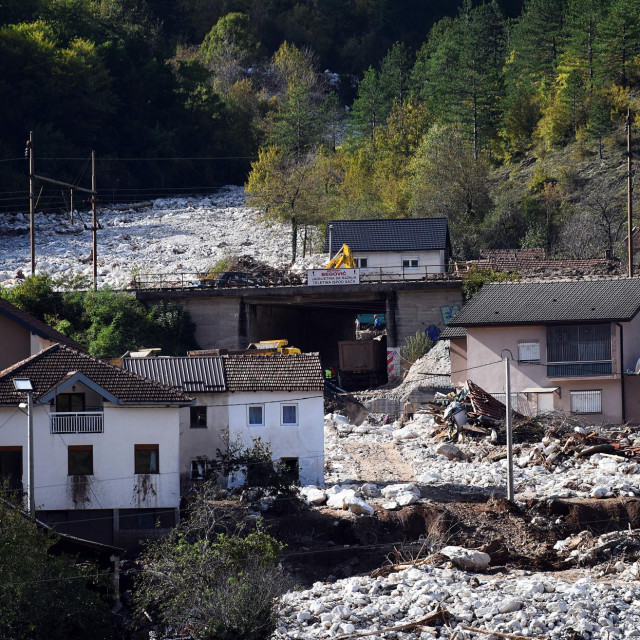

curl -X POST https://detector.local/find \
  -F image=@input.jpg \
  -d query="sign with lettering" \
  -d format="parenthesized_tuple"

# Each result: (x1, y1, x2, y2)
(307, 269, 360, 286)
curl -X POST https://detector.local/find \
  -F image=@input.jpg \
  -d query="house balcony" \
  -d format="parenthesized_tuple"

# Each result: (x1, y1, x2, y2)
(50, 411, 104, 434)
(547, 360, 613, 379)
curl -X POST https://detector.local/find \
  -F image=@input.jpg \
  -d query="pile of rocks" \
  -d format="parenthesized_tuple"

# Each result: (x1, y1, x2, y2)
(275, 560, 640, 639)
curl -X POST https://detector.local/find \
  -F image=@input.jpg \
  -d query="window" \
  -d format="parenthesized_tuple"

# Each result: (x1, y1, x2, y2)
(68, 445, 93, 475)
(570, 390, 602, 414)
(190, 458, 212, 480)
(135, 444, 159, 474)
(356, 257, 368, 268)
(402, 258, 419, 268)
(248, 405, 264, 426)
(190, 406, 207, 428)
(547, 324, 612, 376)
(518, 340, 540, 364)
(282, 404, 298, 425)
(56, 393, 85, 412)
(0, 447, 22, 492)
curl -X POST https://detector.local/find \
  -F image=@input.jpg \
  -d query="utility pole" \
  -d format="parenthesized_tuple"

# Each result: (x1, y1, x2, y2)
(28, 131, 35, 276)
(504, 355, 514, 502)
(91, 150, 97, 291)
(70, 188, 74, 224)
(628, 109, 634, 277)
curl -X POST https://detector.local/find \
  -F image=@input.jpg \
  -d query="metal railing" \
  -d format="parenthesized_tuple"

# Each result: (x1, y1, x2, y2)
(50, 412, 104, 434)
(130, 264, 455, 291)
(547, 361, 613, 378)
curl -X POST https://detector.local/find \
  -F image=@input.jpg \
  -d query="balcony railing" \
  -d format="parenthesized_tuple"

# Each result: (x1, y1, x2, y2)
(50, 412, 104, 434)
(547, 361, 613, 378)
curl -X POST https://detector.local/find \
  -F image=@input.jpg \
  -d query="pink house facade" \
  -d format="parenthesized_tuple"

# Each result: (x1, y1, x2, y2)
(446, 279, 640, 424)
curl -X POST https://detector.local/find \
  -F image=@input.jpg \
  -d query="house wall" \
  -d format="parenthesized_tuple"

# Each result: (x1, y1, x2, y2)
(466, 324, 623, 422)
(355, 250, 445, 278)
(227, 391, 324, 487)
(30, 333, 58, 355)
(449, 337, 468, 386)
(0, 404, 181, 512)
(179, 393, 228, 491)
(0, 314, 30, 370)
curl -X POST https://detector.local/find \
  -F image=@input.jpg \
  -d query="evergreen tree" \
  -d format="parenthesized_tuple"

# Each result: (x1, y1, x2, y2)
(350, 66, 388, 142)
(379, 41, 413, 111)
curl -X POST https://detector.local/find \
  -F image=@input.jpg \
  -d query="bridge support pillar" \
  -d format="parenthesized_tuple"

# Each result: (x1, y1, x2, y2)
(385, 292, 397, 347)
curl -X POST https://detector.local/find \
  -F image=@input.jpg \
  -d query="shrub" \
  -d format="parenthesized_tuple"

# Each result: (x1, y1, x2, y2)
(461, 267, 520, 302)
(401, 330, 433, 365)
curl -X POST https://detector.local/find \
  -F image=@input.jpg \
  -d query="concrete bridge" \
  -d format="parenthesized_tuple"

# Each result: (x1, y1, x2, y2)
(137, 278, 463, 375)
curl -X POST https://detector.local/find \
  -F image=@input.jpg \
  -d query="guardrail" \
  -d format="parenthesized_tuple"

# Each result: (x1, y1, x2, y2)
(51, 412, 104, 434)
(131, 265, 460, 291)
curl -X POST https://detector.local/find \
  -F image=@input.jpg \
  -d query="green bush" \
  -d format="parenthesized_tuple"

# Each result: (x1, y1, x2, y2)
(461, 267, 520, 302)
(401, 330, 433, 365)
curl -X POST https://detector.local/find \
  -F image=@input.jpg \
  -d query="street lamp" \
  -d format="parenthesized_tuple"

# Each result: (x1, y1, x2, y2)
(328, 224, 334, 260)
(13, 378, 34, 518)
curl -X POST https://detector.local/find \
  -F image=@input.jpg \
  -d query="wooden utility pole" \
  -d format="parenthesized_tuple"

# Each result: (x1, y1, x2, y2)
(28, 131, 35, 275)
(504, 355, 514, 502)
(91, 150, 97, 291)
(628, 109, 634, 277)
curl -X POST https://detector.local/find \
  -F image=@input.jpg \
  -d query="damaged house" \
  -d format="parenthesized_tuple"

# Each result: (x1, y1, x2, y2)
(0, 344, 192, 548)
(447, 278, 640, 423)
(122, 352, 325, 489)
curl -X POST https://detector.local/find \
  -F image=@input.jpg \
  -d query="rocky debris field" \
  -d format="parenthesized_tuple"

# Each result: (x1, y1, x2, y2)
(270, 394, 640, 639)
(275, 563, 640, 639)
(0, 186, 326, 287)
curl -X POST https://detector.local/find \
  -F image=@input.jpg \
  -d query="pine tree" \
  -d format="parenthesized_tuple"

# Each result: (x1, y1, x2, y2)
(351, 66, 387, 142)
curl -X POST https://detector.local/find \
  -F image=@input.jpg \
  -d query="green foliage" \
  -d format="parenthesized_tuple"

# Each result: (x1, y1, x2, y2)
(1, 277, 198, 358)
(401, 331, 434, 365)
(133, 482, 287, 640)
(462, 267, 521, 302)
(0, 495, 115, 640)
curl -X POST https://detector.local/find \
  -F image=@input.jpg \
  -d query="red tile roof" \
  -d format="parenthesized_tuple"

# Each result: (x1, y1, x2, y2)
(223, 353, 324, 392)
(0, 344, 193, 405)
(0, 298, 85, 351)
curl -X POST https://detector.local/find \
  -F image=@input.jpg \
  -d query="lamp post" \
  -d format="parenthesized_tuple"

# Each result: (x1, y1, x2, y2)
(328, 224, 334, 259)
(13, 378, 34, 518)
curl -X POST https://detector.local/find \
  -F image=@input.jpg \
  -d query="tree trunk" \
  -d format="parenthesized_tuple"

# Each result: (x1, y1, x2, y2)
(291, 217, 298, 263)
(303, 225, 308, 258)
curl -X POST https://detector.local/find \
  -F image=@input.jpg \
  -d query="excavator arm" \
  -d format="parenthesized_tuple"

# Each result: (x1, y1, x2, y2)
(326, 244, 356, 269)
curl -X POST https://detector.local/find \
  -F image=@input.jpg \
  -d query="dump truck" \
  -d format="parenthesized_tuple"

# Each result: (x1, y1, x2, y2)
(338, 339, 387, 390)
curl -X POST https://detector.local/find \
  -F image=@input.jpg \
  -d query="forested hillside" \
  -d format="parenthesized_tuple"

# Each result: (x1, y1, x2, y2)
(1, 0, 638, 261)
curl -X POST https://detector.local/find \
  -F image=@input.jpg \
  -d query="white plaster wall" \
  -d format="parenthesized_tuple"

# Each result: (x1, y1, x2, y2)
(227, 391, 324, 487)
(179, 393, 228, 490)
(0, 404, 181, 511)
(355, 250, 445, 278)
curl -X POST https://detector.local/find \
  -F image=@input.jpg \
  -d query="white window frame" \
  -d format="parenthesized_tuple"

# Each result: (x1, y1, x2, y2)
(248, 404, 264, 426)
(518, 340, 540, 364)
(356, 257, 368, 268)
(190, 458, 212, 480)
(281, 403, 298, 426)
(402, 257, 419, 268)
(570, 390, 602, 414)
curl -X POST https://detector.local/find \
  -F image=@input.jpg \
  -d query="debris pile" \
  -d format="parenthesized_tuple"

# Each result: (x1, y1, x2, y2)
(230, 255, 303, 286)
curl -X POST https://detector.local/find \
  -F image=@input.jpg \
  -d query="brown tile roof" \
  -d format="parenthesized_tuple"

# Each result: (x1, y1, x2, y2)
(223, 353, 324, 392)
(0, 298, 85, 351)
(0, 344, 193, 405)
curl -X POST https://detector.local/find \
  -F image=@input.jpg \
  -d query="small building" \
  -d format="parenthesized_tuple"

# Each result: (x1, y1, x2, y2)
(0, 297, 84, 370)
(0, 344, 193, 548)
(448, 278, 640, 423)
(323, 218, 450, 280)
(122, 352, 325, 488)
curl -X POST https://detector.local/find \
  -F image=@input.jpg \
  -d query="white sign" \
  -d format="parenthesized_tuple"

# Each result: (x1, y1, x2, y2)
(387, 348, 401, 380)
(307, 269, 360, 286)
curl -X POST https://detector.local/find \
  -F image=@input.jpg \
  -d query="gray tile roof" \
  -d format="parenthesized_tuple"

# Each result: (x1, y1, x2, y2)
(0, 298, 85, 351)
(450, 278, 640, 327)
(323, 218, 449, 253)
(439, 326, 467, 339)
(224, 354, 324, 392)
(0, 344, 193, 405)
(123, 357, 227, 392)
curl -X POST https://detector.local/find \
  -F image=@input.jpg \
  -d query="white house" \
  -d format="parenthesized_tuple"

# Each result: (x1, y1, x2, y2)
(123, 352, 325, 488)
(323, 218, 450, 280)
(0, 344, 193, 548)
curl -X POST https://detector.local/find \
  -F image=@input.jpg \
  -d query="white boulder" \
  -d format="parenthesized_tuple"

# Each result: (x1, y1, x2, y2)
(440, 546, 491, 571)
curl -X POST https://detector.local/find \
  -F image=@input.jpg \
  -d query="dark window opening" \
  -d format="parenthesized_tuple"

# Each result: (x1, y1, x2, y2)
(190, 406, 207, 428)
(135, 444, 159, 474)
(0, 447, 22, 492)
(68, 445, 93, 475)
(280, 458, 299, 484)
(57, 393, 85, 412)
(119, 508, 175, 530)
(547, 324, 612, 377)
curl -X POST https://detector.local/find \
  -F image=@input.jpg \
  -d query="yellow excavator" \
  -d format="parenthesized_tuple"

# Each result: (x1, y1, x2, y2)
(326, 244, 356, 269)
(246, 339, 302, 355)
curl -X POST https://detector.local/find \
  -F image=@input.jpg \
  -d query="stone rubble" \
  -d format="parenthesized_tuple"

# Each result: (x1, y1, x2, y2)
(274, 562, 640, 639)
(0, 186, 327, 287)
